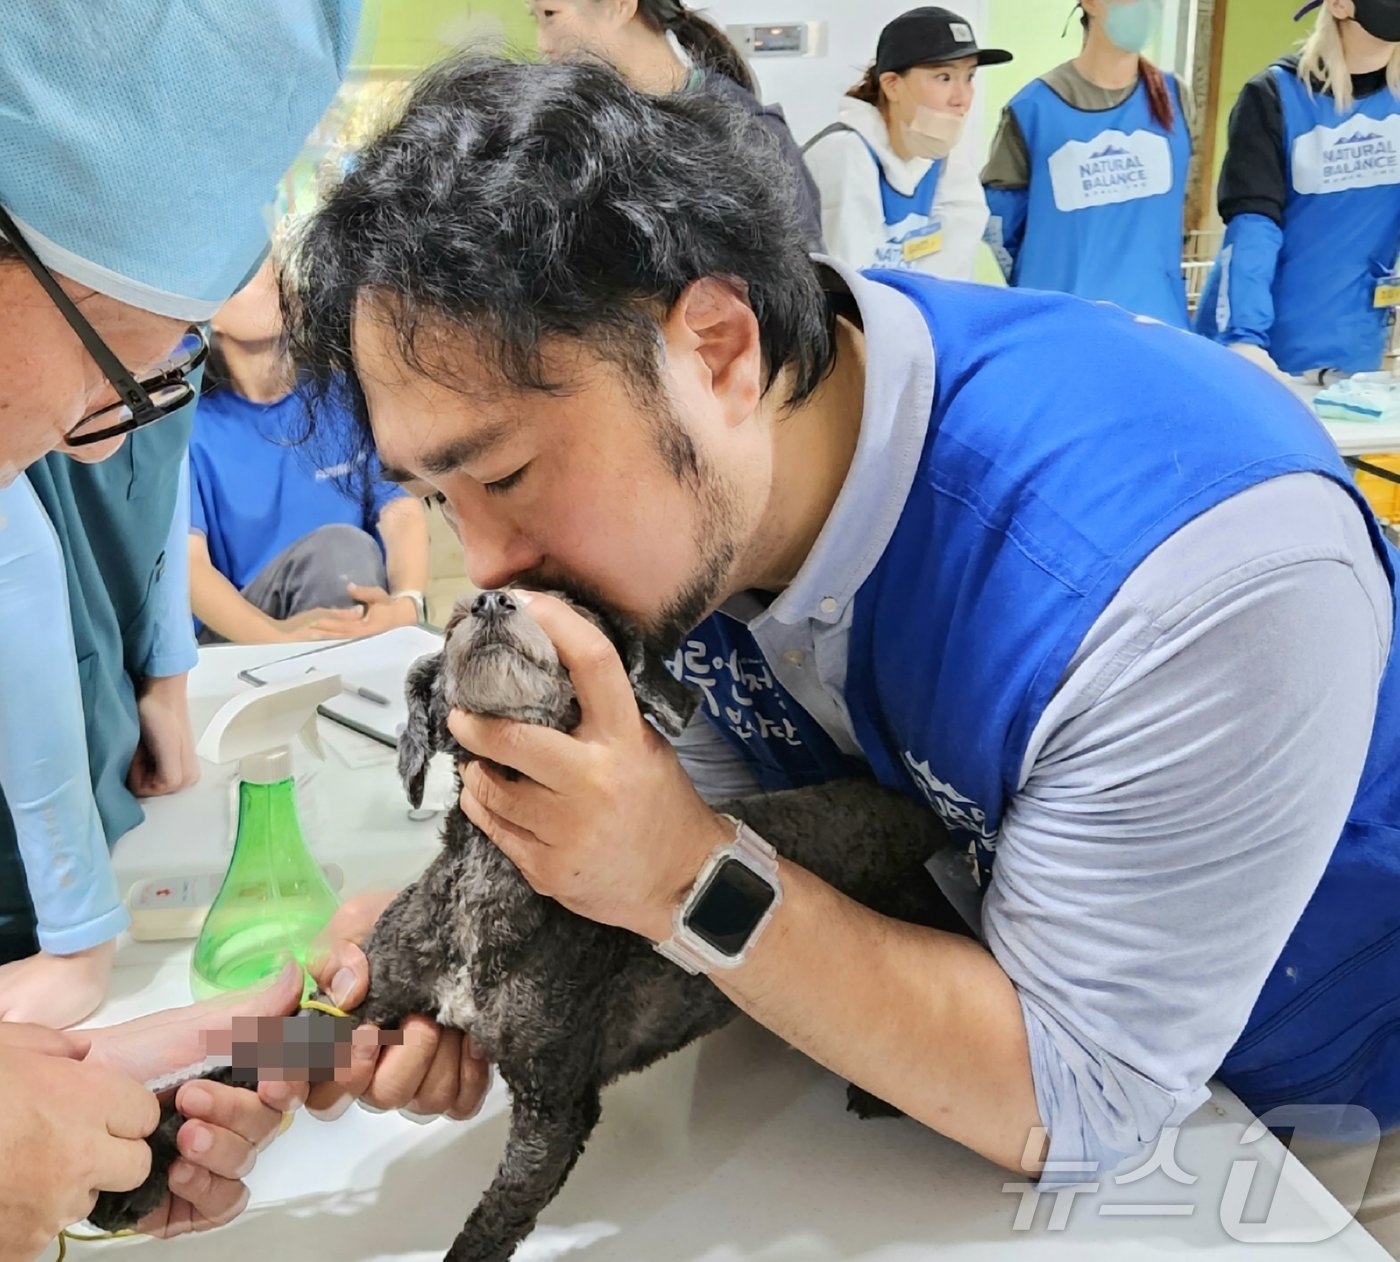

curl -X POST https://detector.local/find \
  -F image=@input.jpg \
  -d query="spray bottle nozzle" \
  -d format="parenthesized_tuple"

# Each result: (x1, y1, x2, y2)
(197, 672, 342, 783)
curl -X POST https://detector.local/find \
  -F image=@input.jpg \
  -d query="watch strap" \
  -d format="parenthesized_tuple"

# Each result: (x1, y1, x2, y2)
(653, 816, 782, 975)
(392, 589, 427, 623)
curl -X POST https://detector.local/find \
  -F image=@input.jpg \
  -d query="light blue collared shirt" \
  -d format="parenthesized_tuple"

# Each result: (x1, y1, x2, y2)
(676, 260, 1391, 1177)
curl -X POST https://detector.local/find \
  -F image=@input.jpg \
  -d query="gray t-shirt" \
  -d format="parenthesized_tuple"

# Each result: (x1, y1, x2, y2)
(674, 259, 1391, 1176)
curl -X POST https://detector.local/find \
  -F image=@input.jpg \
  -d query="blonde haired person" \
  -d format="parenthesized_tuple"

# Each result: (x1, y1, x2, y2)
(982, 0, 1195, 326)
(1197, 0, 1400, 377)
(802, 7, 1012, 281)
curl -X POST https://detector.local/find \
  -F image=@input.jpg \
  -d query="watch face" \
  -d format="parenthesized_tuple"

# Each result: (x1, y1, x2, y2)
(685, 856, 777, 958)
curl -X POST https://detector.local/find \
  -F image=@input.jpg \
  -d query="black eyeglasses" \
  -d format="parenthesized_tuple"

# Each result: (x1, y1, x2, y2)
(0, 204, 208, 448)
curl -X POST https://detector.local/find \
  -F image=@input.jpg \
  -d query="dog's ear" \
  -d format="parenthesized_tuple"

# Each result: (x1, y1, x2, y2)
(619, 635, 698, 739)
(398, 651, 446, 809)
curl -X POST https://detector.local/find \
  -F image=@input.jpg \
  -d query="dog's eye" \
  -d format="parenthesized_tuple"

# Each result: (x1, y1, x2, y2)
(483, 465, 529, 495)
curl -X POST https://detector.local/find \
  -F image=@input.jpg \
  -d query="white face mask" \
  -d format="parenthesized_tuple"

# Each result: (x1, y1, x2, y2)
(901, 105, 965, 160)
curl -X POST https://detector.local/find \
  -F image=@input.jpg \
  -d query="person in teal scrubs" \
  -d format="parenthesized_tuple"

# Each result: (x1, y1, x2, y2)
(0, 0, 368, 1251)
(0, 406, 199, 1028)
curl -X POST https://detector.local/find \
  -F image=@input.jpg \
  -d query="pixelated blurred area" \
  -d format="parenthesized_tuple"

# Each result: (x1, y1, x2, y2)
(205, 1010, 402, 1085)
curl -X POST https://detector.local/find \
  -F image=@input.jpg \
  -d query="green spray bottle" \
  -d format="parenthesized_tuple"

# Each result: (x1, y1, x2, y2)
(190, 672, 344, 1001)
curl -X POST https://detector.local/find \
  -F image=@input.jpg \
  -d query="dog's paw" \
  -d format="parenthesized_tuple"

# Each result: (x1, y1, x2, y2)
(88, 1066, 240, 1232)
(86, 1107, 183, 1231)
(445, 1228, 522, 1262)
(845, 1083, 905, 1121)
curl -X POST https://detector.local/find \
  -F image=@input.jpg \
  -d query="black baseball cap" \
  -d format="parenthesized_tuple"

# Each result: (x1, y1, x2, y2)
(1295, 0, 1400, 42)
(875, 6, 1014, 76)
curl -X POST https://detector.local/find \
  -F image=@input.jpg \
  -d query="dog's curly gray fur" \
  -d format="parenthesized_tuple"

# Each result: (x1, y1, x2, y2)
(92, 591, 964, 1259)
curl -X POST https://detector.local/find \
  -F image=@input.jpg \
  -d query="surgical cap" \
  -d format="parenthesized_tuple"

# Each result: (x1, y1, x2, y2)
(0, 0, 362, 321)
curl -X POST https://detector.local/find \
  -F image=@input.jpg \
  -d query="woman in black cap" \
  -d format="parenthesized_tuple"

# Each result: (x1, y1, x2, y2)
(529, 0, 824, 249)
(803, 7, 1012, 280)
(981, 0, 1195, 326)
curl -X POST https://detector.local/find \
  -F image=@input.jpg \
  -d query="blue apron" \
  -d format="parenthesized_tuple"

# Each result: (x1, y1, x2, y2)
(803, 124, 945, 270)
(672, 271, 1400, 1133)
(1199, 66, 1400, 375)
(1008, 76, 1191, 327)
(860, 136, 945, 270)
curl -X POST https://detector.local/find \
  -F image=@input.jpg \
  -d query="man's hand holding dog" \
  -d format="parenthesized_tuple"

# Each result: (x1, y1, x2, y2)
(305, 592, 730, 1133)
(306, 894, 492, 1123)
(450, 592, 730, 944)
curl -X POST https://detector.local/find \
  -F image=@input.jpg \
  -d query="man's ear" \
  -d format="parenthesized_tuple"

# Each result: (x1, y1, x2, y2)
(620, 636, 698, 738)
(398, 651, 447, 809)
(663, 277, 763, 428)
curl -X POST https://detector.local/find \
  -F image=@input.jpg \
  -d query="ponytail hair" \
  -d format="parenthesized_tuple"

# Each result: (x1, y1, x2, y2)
(1136, 57, 1176, 132)
(1079, 4, 1175, 132)
(846, 63, 884, 106)
(635, 0, 758, 94)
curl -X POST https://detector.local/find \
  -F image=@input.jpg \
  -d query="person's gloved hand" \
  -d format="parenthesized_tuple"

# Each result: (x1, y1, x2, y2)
(306, 892, 491, 1123)
(0, 940, 116, 1029)
(83, 961, 310, 1238)
(128, 673, 200, 798)
(0, 1023, 158, 1262)
(1229, 341, 1292, 383)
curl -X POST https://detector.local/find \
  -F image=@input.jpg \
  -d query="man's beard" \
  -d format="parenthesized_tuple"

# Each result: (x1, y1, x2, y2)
(520, 403, 742, 659)
(648, 496, 737, 655)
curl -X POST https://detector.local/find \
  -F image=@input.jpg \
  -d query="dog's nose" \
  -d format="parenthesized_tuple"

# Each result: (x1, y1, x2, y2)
(471, 590, 517, 620)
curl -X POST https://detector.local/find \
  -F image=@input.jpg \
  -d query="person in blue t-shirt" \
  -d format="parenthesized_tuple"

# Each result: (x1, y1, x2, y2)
(1196, 0, 1400, 378)
(188, 260, 429, 644)
(981, 0, 1194, 326)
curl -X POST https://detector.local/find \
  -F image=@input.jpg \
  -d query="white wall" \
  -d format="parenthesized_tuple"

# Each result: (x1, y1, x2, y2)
(701, 0, 989, 145)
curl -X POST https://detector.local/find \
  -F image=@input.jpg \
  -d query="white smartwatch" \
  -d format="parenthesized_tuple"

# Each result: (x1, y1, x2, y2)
(654, 816, 783, 975)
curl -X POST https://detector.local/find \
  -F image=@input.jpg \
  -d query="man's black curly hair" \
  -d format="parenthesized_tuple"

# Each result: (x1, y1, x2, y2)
(282, 55, 836, 447)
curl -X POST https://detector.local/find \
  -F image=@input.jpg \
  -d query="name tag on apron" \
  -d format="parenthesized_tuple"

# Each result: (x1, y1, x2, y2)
(901, 220, 944, 263)
(1374, 274, 1400, 309)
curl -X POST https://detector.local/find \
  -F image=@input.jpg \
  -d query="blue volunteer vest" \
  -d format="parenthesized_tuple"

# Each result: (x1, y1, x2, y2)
(805, 124, 947, 270)
(1217, 66, 1400, 375)
(1008, 75, 1191, 327)
(673, 272, 1400, 1132)
(860, 136, 946, 270)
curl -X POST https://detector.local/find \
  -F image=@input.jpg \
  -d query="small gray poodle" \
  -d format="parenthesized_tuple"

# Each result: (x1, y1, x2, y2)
(93, 591, 963, 1260)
